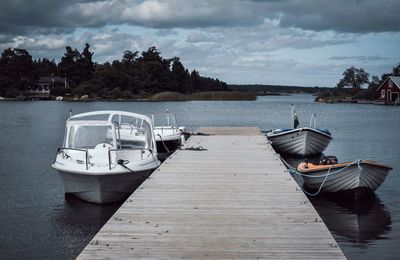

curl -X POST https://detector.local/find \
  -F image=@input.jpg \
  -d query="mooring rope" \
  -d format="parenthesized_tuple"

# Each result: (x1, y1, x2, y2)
(117, 159, 152, 179)
(191, 132, 213, 136)
(179, 146, 208, 151)
(149, 149, 161, 167)
(290, 167, 331, 196)
(278, 155, 362, 196)
(157, 133, 170, 154)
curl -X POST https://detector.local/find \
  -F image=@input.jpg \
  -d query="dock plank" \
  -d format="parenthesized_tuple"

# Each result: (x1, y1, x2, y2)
(78, 127, 345, 260)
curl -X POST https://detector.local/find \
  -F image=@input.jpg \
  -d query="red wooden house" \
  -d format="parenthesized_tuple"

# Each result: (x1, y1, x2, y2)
(377, 76, 400, 104)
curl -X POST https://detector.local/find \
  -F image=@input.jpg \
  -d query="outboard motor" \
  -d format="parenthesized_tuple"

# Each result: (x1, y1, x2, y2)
(319, 156, 338, 165)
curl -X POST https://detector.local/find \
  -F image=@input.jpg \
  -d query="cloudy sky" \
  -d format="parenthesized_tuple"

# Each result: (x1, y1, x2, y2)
(1, 0, 399, 87)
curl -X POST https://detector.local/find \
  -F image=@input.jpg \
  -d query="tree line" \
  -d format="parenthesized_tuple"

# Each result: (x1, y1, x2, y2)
(318, 63, 400, 100)
(0, 44, 228, 98)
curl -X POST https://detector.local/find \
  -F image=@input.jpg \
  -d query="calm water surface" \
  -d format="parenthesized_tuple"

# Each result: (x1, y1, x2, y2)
(0, 95, 399, 259)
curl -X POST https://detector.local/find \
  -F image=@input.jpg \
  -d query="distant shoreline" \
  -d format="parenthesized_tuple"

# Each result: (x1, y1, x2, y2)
(0, 91, 258, 102)
(315, 97, 391, 105)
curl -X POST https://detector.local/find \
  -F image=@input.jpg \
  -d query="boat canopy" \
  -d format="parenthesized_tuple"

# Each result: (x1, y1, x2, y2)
(64, 111, 156, 150)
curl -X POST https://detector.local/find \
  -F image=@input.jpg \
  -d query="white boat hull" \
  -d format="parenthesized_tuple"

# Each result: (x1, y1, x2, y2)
(301, 162, 391, 192)
(57, 169, 153, 204)
(154, 128, 182, 157)
(267, 128, 331, 156)
(53, 155, 159, 204)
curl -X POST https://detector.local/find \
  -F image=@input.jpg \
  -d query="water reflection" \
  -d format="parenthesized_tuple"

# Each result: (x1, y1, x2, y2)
(55, 194, 121, 228)
(310, 192, 391, 244)
(50, 194, 122, 259)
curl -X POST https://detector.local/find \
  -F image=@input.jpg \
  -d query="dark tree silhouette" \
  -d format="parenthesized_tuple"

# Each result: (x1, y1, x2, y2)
(0, 48, 33, 96)
(33, 58, 57, 79)
(336, 66, 369, 89)
(0, 45, 228, 98)
(171, 57, 190, 93)
(392, 63, 400, 76)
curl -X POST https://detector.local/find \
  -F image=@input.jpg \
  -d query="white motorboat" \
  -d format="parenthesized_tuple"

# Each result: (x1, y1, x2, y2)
(267, 111, 332, 156)
(297, 158, 392, 193)
(150, 112, 184, 159)
(52, 111, 160, 204)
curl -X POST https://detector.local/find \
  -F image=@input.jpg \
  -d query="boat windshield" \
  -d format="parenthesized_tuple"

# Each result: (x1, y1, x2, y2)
(110, 114, 154, 149)
(67, 124, 115, 149)
(151, 113, 177, 127)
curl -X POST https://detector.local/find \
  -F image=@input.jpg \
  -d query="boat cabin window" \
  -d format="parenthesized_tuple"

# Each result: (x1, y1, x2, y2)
(152, 114, 177, 127)
(117, 120, 154, 149)
(112, 115, 144, 128)
(67, 125, 115, 149)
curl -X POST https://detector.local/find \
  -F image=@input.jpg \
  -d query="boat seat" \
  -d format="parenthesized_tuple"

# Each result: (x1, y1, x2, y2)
(89, 143, 116, 167)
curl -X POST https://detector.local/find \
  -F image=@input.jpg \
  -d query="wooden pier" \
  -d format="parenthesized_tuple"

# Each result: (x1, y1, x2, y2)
(78, 127, 346, 259)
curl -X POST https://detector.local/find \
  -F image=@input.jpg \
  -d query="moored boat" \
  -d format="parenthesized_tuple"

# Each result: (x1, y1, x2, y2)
(150, 112, 184, 160)
(52, 110, 160, 204)
(267, 110, 332, 156)
(267, 127, 332, 156)
(297, 158, 392, 193)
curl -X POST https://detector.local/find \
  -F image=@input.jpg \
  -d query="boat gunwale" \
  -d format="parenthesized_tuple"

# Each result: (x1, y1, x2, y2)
(267, 127, 332, 139)
(297, 160, 392, 174)
(51, 162, 157, 176)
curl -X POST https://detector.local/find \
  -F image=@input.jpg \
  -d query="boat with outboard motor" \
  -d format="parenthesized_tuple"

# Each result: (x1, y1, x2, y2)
(297, 156, 392, 193)
(52, 110, 160, 204)
(266, 110, 332, 156)
(150, 111, 185, 160)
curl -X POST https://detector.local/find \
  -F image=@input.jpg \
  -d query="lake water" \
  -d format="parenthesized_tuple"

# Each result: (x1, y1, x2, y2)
(0, 94, 399, 259)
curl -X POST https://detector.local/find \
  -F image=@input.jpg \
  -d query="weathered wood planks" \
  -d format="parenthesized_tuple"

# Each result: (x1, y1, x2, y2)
(77, 127, 346, 260)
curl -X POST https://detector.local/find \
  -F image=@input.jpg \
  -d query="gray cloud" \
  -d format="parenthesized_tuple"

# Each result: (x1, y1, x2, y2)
(273, 0, 400, 33)
(0, 0, 398, 86)
(329, 55, 392, 62)
(186, 32, 219, 43)
(121, 0, 263, 28)
(1, 0, 400, 38)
